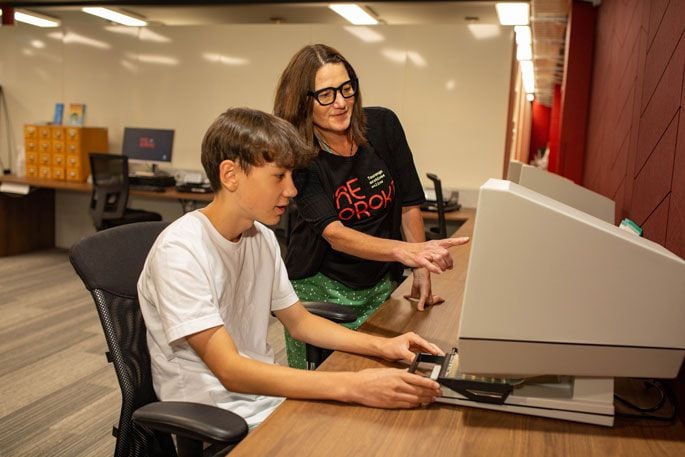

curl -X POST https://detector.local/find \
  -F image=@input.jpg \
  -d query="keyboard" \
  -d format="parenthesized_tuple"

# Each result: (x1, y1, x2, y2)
(130, 184, 167, 193)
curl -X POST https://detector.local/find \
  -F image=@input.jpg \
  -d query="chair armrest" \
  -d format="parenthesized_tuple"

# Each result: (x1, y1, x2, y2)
(132, 401, 248, 445)
(302, 301, 359, 324)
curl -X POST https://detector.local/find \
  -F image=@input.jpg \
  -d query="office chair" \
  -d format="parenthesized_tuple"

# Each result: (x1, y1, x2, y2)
(275, 200, 359, 369)
(89, 153, 162, 231)
(425, 173, 448, 240)
(300, 301, 358, 370)
(69, 222, 248, 457)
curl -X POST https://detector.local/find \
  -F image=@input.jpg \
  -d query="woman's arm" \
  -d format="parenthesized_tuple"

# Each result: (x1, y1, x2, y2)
(321, 219, 468, 274)
(400, 205, 445, 310)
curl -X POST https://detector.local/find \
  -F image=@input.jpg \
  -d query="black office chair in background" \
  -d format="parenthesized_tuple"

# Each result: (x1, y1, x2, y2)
(70, 222, 248, 457)
(425, 173, 448, 240)
(89, 153, 162, 231)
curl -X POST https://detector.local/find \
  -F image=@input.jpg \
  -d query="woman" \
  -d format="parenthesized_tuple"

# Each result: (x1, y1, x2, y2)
(274, 44, 468, 369)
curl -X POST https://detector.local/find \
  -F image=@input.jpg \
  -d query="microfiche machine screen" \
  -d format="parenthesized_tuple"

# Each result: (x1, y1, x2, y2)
(507, 161, 615, 223)
(457, 179, 685, 379)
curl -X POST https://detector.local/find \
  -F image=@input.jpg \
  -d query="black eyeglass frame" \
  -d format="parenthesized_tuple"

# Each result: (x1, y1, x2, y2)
(308, 78, 359, 106)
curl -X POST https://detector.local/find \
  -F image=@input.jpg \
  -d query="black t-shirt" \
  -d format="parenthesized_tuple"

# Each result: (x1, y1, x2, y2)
(285, 107, 425, 289)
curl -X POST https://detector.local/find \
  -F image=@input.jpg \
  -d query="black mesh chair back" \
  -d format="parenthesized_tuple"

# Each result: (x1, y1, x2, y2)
(70, 221, 175, 457)
(89, 153, 162, 231)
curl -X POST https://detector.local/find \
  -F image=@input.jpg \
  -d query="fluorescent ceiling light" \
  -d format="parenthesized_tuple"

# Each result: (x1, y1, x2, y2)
(514, 25, 532, 45)
(520, 60, 535, 94)
(516, 44, 533, 61)
(82, 7, 147, 27)
(13, 10, 61, 28)
(495, 3, 530, 26)
(330, 4, 378, 25)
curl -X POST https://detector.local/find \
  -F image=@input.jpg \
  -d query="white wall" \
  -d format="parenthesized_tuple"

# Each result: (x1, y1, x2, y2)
(0, 21, 512, 247)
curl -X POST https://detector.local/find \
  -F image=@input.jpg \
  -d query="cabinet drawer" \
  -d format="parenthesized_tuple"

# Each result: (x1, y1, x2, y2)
(65, 127, 81, 142)
(52, 154, 65, 167)
(38, 166, 52, 179)
(25, 140, 38, 153)
(65, 167, 85, 182)
(51, 126, 65, 141)
(26, 151, 38, 165)
(38, 126, 51, 140)
(39, 140, 51, 154)
(52, 141, 66, 154)
(24, 125, 38, 140)
(52, 167, 66, 180)
(39, 152, 52, 166)
(66, 141, 81, 155)
(26, 165, 39, 178)
(66, 154, 82, 168)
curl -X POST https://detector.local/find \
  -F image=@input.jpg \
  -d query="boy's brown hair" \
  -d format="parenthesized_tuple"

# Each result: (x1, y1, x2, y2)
(201, 107, 314, 191)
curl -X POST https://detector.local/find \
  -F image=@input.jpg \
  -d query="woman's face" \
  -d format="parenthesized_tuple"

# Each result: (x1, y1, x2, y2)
(311, 63, 354, 135)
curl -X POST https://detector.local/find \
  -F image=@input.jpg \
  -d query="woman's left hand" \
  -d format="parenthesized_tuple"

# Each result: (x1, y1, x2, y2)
(404, 267, 445, 311)
(378, 331, 444, 363)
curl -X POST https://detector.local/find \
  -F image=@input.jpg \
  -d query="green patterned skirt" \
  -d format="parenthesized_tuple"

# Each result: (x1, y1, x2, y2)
(285, 272, 394, 369)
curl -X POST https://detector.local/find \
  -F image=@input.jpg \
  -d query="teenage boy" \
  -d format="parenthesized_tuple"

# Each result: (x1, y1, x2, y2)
(138, 108, 444, 427)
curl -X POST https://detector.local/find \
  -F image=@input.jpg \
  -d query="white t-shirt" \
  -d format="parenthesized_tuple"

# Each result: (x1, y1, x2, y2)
(137, 210, 298, 427)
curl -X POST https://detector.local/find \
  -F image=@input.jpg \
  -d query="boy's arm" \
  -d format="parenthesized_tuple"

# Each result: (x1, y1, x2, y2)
(186, 324, 442, 409)
(274, 301, 443, 363)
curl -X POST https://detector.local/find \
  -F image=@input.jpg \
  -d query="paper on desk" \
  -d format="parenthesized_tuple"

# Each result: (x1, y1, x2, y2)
(0, 183, 30, 195)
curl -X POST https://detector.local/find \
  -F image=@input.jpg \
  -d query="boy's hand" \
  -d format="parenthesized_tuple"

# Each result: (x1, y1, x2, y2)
(377, 331, 444, 363)
(347, 368, 442, 408)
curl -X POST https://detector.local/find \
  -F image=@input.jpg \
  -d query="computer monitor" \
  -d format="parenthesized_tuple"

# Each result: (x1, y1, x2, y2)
(458, 179, 685, 379)
(507, 161, 615, 223)
(122, 127, 174, 175)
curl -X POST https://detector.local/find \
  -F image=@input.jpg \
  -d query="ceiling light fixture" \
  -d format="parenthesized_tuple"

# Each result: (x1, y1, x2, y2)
(82, 7, 147, 27)
(329, 4, 378, 25)
(495, 3, 530, 26)
(516, 43, 533, 61)
(514, 25, 532, 45)
(520, 60, 535, 94)
(11, 10, 61, 28)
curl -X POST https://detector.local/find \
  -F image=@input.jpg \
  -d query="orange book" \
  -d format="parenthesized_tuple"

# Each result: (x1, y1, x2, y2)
(66, 103, 86, 126)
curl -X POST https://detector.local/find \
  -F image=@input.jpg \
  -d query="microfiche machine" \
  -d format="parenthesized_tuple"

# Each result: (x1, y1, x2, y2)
(411, 179, 685, 426)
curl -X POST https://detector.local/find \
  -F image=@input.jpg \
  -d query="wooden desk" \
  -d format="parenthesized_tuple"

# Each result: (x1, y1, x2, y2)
(420, 207, 471, 222)
(230, 212, 685, 457)
(0, 174, 212, 256)
(0, 174, 213, 203)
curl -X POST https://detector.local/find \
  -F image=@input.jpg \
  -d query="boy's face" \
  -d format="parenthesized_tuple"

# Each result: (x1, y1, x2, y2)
(235, 162, 297, 226)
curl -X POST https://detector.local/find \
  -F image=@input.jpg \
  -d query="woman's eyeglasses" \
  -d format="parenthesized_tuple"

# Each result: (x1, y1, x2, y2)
(308, 79, 358, 106)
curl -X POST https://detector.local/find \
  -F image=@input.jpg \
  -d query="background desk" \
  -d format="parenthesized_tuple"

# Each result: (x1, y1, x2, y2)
(230, 211, 685, 457)
(0, 174, 211, 256)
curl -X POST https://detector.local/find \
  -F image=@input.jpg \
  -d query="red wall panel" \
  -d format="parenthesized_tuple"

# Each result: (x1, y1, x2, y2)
(584, 0, 685, 421)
